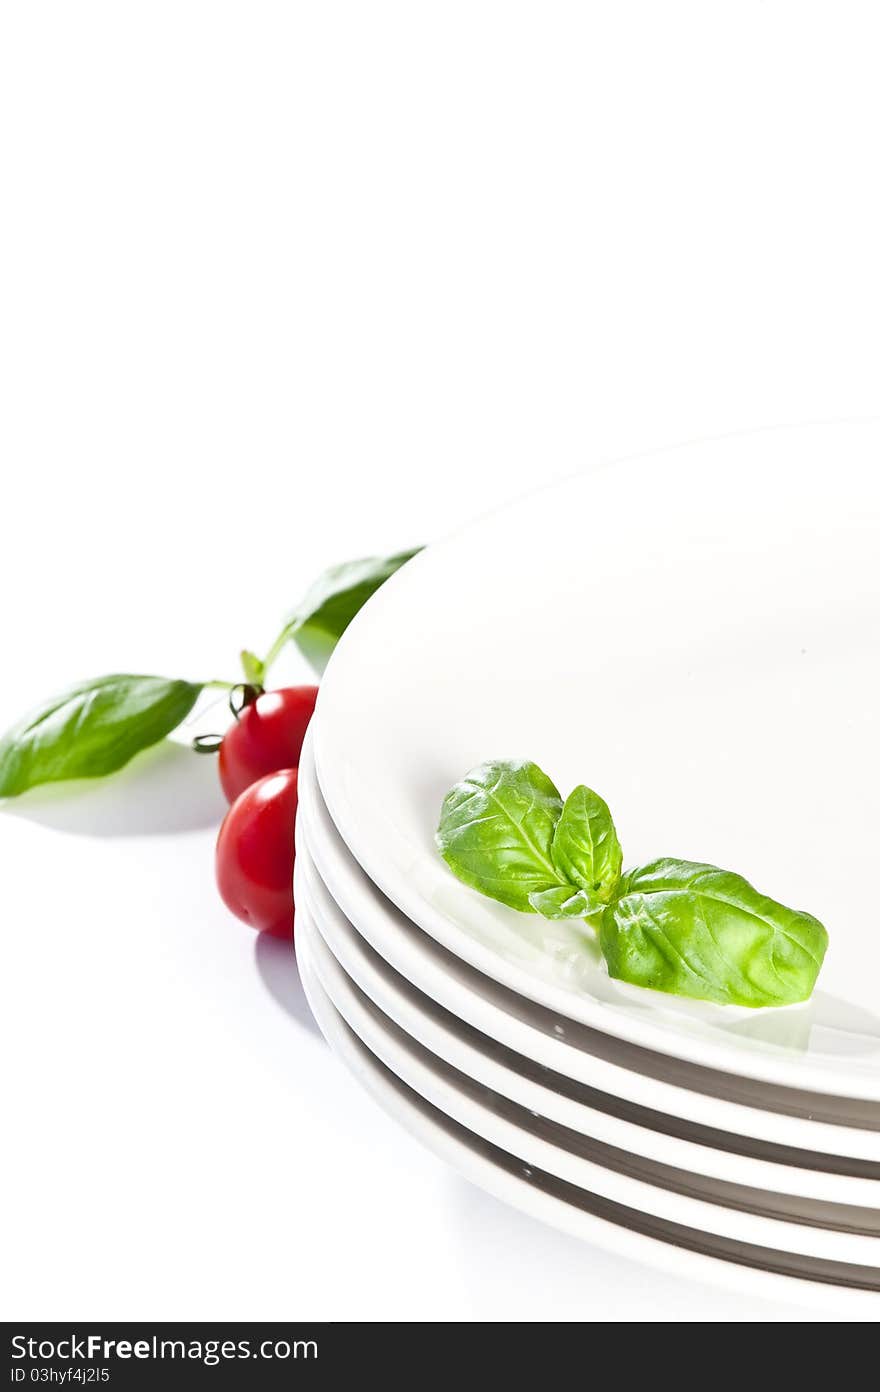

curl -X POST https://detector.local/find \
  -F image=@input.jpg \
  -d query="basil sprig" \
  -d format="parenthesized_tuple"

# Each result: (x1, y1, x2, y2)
(247, 547, 422, 682)
(0, 545, 422, 800)
(0, 675, 204, 797)
(436, 760, 828, 1008)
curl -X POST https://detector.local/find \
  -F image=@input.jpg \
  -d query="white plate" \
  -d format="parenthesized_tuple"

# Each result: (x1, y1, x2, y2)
(296, 752, 880, 1161)
(294, 834, 880, 1210)
(313, 424, 880, 1101)
(299, 882, 880, 1267)
(295, 903, 880, 1313)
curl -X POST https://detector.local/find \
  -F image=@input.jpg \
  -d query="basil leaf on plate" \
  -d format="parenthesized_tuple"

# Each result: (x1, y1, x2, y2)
(286, 547, 422, 673)
(0, 674, 204, 797)
(551, 784, 622, 904)
(436, 759, 566, 911)
(528, 885, 603, 921)
(600, 858, 828, 1007)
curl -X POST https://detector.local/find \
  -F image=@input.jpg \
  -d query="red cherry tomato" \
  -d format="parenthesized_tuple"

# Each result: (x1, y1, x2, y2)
(218, 685, 318, 803)
(215, 768, 298, 940)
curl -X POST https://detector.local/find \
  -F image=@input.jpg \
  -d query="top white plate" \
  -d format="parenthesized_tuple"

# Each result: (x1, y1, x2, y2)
(313, 424, 880, 1101)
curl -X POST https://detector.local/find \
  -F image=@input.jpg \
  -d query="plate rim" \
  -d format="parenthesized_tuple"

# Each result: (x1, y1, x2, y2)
(299, 876, 880, 1265)
(297, 744, 880, 1160)
(295, 899, 880, 1315)
(294, 828, 880, 1207)
(312, 423, 880, 1101)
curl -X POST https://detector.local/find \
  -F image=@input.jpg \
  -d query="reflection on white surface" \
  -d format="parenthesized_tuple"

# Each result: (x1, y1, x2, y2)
(0, 739, 227, 838)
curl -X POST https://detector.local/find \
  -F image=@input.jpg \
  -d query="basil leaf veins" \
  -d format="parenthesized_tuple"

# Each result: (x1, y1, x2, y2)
(550, 784, 622, 905)
(436, 759, 829, 1007)
(435, 759, 567, 912)
(0, 674, 204, 797)
(600, 858, 829, 1008)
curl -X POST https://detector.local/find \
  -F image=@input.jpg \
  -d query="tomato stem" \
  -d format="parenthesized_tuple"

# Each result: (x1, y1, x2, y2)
(239, 649, 265, 686)
(191, 733, 224, 754)
(258, 620, 299, 682)
(239, 615, 300, 690)
(228, 683, 262, 721)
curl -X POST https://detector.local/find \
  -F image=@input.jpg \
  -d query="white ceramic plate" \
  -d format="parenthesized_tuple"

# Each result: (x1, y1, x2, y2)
(296, 752, 880, 1161)
(294, 833, 880, 1209)
(295, 902, 880, 1313)
(313, 424, 880, 1100)
(300, 882, 880, 1266)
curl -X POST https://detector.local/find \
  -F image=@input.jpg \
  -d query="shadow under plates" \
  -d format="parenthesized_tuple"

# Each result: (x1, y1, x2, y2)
(255, 930, 323, 1039)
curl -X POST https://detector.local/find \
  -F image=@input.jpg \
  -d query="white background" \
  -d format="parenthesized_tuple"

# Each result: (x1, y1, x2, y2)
(1, 2, 879, 1321)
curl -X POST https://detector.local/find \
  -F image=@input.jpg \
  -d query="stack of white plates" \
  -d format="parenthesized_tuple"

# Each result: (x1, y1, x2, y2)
(294, 425, 880, 1312)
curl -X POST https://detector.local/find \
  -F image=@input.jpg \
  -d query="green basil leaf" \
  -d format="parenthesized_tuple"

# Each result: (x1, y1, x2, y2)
(550, 784, 622, 904)
(600, 858, 829, 1007)
(436, 759, 566, 911)
(287, 547, 422, 673)
(528, 885, 602, 920)
(0, 675, 204, 797)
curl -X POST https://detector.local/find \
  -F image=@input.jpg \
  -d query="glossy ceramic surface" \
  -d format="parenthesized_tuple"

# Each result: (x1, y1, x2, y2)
(295, 901, 880, 1311)
(296, 746, 880, 1160)
(314, 426, 880, 1098)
